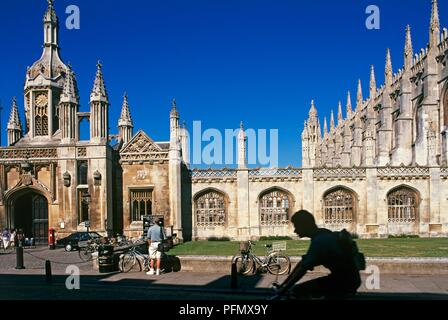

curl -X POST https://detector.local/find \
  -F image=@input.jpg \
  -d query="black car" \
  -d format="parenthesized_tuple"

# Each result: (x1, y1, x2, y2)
(57, 232, 101, 252)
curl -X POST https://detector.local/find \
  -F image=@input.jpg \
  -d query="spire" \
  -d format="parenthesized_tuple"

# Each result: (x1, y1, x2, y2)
(369, 65, 377, 98)
(7, 97, 22, 146)
(170, 98, 179, 118)
(404, 25, 414, 70)
(118, 93, 134, 145)
(239, 121, 246, 138)
(323, 117, 328, 137)
(385, 49, 393, 85)
(430, 0, 440, 48)
(119, 93, 133, 126)
(7, 97, 22, 130)
(60, 67, 78, 104)
(330, 110, 335, 131)
(238, 120, 247, 169)
(316, 118, 322, 141)
(309, 100, 317, 117)
(44, 0, 58, 24)
(337, 101, 343, 124)
(346, 91, 353, 117)
(90, 61, 108, 102)
(356, 79, 363, 110)
(43, 0, 59, 48)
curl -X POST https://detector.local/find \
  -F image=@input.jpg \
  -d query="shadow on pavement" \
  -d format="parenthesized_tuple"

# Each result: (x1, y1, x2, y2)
(1, 272, 447, 301)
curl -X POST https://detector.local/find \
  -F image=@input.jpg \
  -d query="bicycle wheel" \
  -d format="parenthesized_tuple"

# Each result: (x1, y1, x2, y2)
(79, 248, 92, 262)
(267, 253, 291, 275)
(121, 254, 136, 273)
(234, 255, 255, 275)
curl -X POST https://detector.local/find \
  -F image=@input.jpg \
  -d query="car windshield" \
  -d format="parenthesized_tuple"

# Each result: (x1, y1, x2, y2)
(89, 233, 100, 239)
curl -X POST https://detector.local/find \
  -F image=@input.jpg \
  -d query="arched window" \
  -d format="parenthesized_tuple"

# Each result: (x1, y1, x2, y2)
(195, 191, 226, 227)
(259, 190, 290, 226)
(323, 188, 355, 225)
(388, 187, 418, 223)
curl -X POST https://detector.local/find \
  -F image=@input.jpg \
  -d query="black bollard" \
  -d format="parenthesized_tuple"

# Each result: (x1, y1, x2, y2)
(230, 260, 238, 289)
(15, 246, 25, 270)
(45, 260, 52, 283)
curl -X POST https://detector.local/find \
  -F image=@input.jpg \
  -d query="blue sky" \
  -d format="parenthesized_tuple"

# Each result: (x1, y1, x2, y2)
(0, 0, 446, 168)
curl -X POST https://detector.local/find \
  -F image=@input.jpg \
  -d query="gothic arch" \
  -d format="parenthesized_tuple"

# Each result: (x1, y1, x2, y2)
(256, 186, 296, 205)
(322, 186, 358, 225)
(4, 186, 51, 244)
(386, 185, 420, 223)
(258, 187, 295, 226)
(193, 188, 229, 227)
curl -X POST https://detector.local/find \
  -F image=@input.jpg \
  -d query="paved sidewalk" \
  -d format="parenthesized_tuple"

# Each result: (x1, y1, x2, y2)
(1, 248, 448, 300)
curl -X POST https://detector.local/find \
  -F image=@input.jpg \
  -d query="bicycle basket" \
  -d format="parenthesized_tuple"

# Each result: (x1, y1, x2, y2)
(239, 241, 250, 253)
(272, 241, 287, 252)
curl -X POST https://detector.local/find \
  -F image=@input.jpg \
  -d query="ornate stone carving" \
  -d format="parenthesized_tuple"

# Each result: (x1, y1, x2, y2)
(191, 168, 237, 183)
(249, 167, 302, 182)
(35, 94, 48, 107)
(378, 165, 429, 180)
(9, 173, 53, 201)
(120, 131, 169, 163)
(441, 167, 448, 179)
(314, 167, 366, 181)
(0, 148, 57, 161)
(93, 171, 102, 186)
(77, 148, 87, 158)
(63, 171, 71, 187)
(136, 170, 147, 180)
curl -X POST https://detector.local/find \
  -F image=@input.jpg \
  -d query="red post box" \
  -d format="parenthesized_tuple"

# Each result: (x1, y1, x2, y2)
(48, 228, 56, 250)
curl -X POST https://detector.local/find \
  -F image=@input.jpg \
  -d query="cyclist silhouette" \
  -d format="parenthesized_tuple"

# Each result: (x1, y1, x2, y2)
(274, 210, 362, 300)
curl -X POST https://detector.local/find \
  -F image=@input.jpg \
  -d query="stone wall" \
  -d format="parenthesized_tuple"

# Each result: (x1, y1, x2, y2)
(121, 162, 170, 238)
(190, 167, 448, 240)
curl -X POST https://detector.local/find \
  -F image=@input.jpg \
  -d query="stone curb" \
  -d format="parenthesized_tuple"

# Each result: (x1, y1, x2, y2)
(176, 256, 448, 275)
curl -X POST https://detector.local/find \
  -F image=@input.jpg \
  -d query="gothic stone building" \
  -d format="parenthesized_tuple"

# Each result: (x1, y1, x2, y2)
(0, 1, 189, 244)
(1, 1, 448, 244)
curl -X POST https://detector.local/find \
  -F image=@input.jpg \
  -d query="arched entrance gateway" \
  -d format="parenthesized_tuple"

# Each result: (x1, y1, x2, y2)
(6, 189, 49, 245)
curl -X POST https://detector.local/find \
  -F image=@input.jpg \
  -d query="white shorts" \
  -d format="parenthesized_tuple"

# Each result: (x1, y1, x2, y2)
(148, 242, 162, 259)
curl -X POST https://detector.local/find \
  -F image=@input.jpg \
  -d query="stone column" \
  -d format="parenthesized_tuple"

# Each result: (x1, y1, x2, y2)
(302, 169, 315, 221)
(237, 169, 250, 240)
(365, 168, 379, 236)
(429, 167, 442, 234)
(169, 157, 183, 241)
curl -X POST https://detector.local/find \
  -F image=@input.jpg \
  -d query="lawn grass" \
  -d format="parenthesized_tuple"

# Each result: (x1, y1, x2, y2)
(168, 238, 448, 257)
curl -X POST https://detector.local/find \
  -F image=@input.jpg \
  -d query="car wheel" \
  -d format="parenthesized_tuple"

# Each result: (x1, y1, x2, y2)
(65, 244, 73, 252)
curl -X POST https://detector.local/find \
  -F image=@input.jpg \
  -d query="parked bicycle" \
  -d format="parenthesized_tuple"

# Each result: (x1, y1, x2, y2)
(120, 245, 150, 273)
(234, 240, 291, 276)
(78, 240, 100, 262)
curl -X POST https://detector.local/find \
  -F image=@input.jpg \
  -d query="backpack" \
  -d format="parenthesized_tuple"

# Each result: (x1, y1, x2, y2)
(336, 229, 366, 271)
